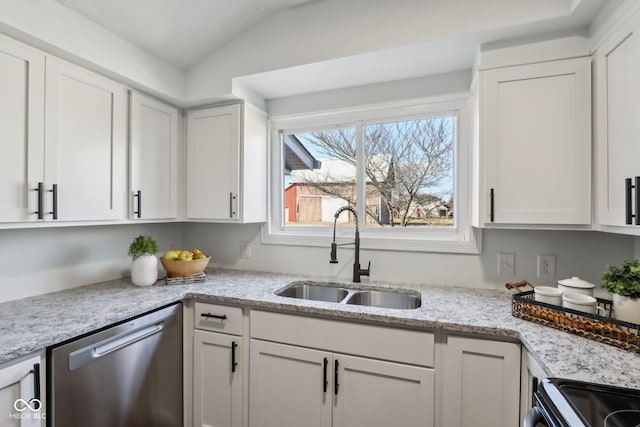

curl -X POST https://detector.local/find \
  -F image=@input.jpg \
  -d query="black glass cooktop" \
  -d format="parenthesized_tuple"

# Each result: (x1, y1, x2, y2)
(539, 378, 640, 427)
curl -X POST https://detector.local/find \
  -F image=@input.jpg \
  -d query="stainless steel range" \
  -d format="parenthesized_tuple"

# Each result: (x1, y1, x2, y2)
(525, 378, 640, 427)
(48, 302, 183, 427)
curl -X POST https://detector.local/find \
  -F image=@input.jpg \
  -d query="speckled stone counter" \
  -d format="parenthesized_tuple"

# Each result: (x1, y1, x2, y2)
(1, 268, 638, 389)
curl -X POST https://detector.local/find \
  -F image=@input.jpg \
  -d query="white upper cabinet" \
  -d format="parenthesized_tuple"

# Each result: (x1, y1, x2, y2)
(129, 92, 179, 220)
(186, 102, 267, 223)
(594, 8, 640, 233)
(478, 56, 591, 226)
(44, 58, 128, 222)
(0, 36, 45, 223)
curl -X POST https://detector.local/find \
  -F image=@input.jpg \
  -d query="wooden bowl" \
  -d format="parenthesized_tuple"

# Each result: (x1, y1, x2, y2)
(160, 256, 211, 278)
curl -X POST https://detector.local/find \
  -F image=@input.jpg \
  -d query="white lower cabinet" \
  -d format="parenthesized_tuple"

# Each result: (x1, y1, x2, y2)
(440, 335, 521, 427)
(333, 354, 433, 427)
(249, 340, 332, 427)
(0, 352, 45, 427)
(249, 310, 435, 427)
(190, 303, 245, 427)
(194, 330, 243, 427)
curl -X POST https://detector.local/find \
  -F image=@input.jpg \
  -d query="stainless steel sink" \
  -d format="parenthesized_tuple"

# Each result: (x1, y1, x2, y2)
(276, 281, 349, 303)
(276, 281, 421, 309)
(345, 290, 421, 309)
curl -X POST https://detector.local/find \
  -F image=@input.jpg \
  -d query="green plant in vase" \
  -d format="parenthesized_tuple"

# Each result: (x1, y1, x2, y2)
(601, 258, 640, 324)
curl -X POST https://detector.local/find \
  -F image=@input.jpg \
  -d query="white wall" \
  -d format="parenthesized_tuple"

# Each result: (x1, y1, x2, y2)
(186, 0, 584, 101)
(0, 0, 185, 105)
(0, 221, 632, 304)
(184, 223, 633, 295)
(0, 223, 184, 303)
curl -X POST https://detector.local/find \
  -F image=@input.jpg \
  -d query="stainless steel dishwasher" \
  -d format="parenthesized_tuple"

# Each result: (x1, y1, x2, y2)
(48, 302, 183, 427)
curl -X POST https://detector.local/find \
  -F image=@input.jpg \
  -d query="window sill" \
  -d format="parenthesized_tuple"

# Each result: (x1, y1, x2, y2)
(260, 224, 482, 254)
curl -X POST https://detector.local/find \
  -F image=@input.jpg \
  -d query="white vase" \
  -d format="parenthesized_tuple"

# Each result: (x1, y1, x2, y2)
(612, 293, 640, 325)
(131, 253, 158, 287)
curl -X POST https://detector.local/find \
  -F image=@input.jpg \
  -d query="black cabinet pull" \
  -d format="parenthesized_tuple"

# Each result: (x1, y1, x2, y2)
(624, 178, 640, 225)
(323, 357, 328, 393)
(635, 177, 640, 225)
(133, 190, 142, 218)
(34, 182, 44, 219)
(30, 363, 41, 410)
(49, 184, 58, 220)
(200, 313, 227, 320)
(489, 188, 495, 222)
(231, 341, 238, 373)
(625, 178, 633, 224)
(334, 359, 339, 395)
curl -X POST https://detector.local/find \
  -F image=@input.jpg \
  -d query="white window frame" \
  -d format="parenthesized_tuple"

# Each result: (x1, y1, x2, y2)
(261, 94, 481, 254)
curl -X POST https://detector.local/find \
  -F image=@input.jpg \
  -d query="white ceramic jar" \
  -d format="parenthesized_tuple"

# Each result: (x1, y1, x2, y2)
(534, 286, 563, 306)
(557, 276, 595, 296)
(562, 293, 604, 315)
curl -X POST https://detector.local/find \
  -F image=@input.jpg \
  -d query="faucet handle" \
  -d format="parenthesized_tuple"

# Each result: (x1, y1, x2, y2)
(360, 261, 371, 276)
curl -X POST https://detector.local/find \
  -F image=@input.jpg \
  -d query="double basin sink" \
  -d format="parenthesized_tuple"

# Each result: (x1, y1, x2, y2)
(276, 281, 421, 310)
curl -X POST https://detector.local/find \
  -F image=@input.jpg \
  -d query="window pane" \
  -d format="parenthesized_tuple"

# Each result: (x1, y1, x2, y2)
(283, 128, 356, 227)
(363, 117, 454, 227)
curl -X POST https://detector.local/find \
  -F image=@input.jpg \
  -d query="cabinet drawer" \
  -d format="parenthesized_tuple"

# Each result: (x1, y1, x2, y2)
(195, 302, 243, 335)
(251, 310, 434, 367)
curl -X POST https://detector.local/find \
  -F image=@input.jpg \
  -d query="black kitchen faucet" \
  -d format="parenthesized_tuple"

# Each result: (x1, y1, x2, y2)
(329, 206, 371, 282)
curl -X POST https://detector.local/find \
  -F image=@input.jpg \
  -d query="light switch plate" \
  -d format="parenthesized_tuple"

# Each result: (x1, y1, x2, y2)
(498, 253, 515, 276)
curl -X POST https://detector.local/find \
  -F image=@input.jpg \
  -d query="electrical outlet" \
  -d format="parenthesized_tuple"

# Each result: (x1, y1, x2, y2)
(240, 241, 251, 259)
(167, 239, 176, 250)
(498, 253, 515, 276)
(537, 254, 556, 279)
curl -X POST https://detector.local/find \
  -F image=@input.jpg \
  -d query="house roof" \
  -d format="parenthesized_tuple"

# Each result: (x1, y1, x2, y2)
(290, 154, 391, 184)
(283, 134, 321, 173)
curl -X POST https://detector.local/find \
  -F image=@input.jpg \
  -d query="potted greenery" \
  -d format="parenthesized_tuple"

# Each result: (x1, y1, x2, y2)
(128, 235, 159, 287)
(601, 258, 640, 324)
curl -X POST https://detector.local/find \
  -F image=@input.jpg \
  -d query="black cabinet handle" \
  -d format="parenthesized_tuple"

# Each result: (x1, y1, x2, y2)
(200, 313, 227, 320)
(30, 363, 41, 410)
(323, 357, 328, 393)
(334, 359, 339, 395)
(635, 177, 640, 225)
(133, 190, 142, 218)
(34, 182, 44, 219)
(489, 188, 495, 222)
(231, 341, 238, 373)
(49, 184, 58, 220)
(626, 178, 633, 225)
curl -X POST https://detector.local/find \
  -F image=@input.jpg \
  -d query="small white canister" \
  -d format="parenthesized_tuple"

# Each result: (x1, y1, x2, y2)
(534, 286, 563, 306)
(557, 276, 595, 296)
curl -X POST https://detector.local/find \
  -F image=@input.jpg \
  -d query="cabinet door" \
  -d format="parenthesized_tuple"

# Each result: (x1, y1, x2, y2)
(0, 354, 43, 426)
(441, 336, 520, 427)
(129, 92, 179, 220)
(249, 340, 332, 427)
(187, 105, 240, 221)
(595, 9, 640, 227)
(333, 354, 434, 427)
(481, 57, 591, 225)
(193, 330, 243, 427)
(0, 36, 44, 223)
(44, 58, 127, 221)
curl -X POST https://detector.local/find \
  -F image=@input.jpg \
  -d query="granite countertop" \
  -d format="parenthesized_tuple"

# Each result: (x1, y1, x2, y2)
(1, 268, 638, 389)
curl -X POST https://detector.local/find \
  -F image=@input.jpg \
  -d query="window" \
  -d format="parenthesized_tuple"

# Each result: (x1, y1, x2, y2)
(263, 96, 480, 253)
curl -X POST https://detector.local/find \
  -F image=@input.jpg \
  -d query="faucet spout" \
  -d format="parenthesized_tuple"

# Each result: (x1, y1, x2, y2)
(329, 206, 371, 282)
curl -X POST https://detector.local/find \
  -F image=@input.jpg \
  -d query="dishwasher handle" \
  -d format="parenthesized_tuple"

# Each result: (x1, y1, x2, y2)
(68, 323, 163, 371)
(523, 405, 545, 427)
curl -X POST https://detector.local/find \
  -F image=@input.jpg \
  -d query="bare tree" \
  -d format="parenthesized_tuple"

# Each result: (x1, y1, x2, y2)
(295, 118, 453, 226)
